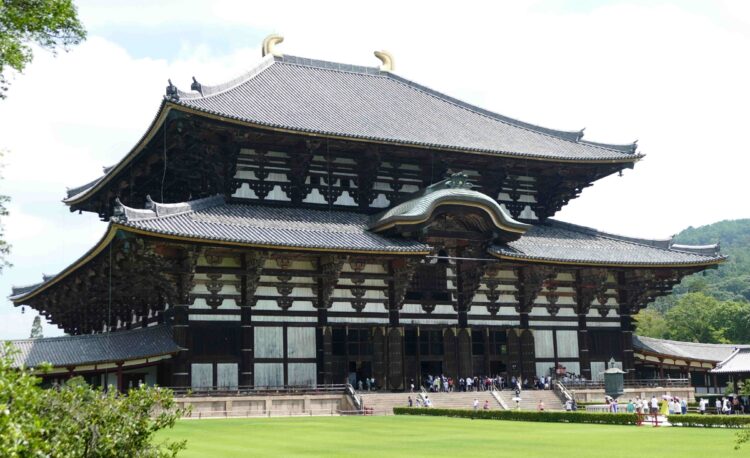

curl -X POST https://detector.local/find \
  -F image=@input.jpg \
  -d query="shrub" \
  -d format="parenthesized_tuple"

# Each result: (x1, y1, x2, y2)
(668, 414, 750, 428)
(393, 407, 639, 425)
(0, 343, 187, 457)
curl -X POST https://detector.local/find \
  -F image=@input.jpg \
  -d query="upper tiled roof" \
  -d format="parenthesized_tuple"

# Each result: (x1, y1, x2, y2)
(4, 325, 180, 368)
(491, 220, 725, 266)
(64, 53, 641, 206)
(173, 54, 639, 162)
(633, 335, 748, 363)
(712, 347, 750, 374)
(115, 195, 429, 254)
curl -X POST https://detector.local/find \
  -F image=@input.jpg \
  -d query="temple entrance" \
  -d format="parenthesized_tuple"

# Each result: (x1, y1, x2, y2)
(490, 361, 507, 378)
(348, 361, 372, 390)
(420, 361, 443, 379)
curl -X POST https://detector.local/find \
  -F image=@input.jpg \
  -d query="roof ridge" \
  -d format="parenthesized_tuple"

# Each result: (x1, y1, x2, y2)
(171, 52, 636, 156)
(7, 324, 169, 344)
(383, 73, 638, 155)
(546, 219, 721, 259)
(174, 54, 276, 101)
(112, 194, 225, 223)
(548, 219, 675, 250)
(636, 335, 746, 348)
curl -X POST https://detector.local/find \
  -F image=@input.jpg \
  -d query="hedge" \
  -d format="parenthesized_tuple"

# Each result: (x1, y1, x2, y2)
(393, 407, 639, 425)
(668, 414, 750, 428)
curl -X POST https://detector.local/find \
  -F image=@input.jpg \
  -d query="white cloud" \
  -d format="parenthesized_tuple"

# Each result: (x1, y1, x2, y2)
(1, 1, 749, 338)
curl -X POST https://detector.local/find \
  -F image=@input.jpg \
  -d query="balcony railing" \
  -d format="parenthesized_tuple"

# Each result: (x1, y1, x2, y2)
(167, 383, 348, 397)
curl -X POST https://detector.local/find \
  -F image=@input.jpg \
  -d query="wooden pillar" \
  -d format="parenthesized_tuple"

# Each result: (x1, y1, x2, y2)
(170, 304, 190, 387)
(116, 362, 124, 393)
(240, 306, 253, 387)
(455, 259, 468, 328)
(457, 328, 472, 379)
(620, 307, 635, 379)
(317, 326, 332, 385)
(386, 327, 404, 390)
(577, 314, 591, 380)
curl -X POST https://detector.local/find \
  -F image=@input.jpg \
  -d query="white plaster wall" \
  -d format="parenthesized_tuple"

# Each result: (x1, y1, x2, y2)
(556, 330, 579, 358)
(254, 363, 284, 387)
(217, 363, 238, 389)
(254, 327, 283, 358)
(533, 330, 554, 358)
(288, 363, 316, 387)
(287, 327, 316, 358)
(191, 363, 213, 389)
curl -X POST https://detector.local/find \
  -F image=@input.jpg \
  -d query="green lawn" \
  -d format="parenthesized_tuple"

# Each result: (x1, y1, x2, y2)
(158, 416, 750, 458)
(157, 415, 743, 457)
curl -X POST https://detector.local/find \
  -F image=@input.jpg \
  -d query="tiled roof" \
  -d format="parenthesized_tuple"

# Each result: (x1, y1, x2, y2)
(64, 53, 640, 206)
(491, 220, 725, 266)
(633, 335, 747, 363)
(4, 325, 180, 368)
(173, 55, 638, 162)
(712, 348, 750, 374)
(115, 195, 429, 253)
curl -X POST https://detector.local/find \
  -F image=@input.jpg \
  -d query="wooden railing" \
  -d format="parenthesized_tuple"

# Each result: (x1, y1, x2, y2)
(168, 383, 348, 397)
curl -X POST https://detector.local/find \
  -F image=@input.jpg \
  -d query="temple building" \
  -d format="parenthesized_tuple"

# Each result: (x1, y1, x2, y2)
(9, 37, 726, 392)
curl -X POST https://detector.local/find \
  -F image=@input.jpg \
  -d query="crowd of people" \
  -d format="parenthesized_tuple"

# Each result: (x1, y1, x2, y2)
(705, 396, 747, 415)
(415, 374, 566, 393)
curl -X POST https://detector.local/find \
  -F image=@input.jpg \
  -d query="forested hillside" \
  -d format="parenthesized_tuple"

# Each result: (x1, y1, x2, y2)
(635, 219, 750, 343)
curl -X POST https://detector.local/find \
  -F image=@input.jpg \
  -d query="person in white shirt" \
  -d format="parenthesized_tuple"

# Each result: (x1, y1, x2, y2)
(698, 398, 707, 415)
(473, 398, 479, 411)
(650, 396, 659, 415)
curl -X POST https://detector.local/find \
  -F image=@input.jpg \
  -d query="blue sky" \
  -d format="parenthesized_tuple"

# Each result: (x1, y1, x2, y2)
(1, 0, 749, 339)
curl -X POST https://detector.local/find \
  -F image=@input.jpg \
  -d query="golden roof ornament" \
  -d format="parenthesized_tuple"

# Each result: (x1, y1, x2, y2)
(262, 34, 284, 57)
(374, 50, 394, 72)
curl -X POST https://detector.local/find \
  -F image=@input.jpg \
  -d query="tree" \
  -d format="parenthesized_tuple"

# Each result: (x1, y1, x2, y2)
(0, 150, 9, 272)
(0, 0, 86, 98)
(633, 308, 668, 339)
(0, 343, 187, 456)
(29, 315, 42, 338)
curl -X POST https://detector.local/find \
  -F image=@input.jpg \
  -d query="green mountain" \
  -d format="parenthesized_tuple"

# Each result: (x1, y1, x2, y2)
(636, 219, 750, 344)
(655, 218, 750, 310)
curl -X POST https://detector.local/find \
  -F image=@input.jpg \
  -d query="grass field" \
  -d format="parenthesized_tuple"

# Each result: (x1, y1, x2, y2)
(156, 415, 744, 457)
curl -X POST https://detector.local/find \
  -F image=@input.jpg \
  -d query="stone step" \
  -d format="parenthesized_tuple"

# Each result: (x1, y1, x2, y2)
(496, 390, 565, 411)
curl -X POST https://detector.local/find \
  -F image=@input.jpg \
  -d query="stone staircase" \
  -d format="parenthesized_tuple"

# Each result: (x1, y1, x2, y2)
(423, 391, 505, 410)
(496, 390, 565, 411)
(359, 392, 414, 415)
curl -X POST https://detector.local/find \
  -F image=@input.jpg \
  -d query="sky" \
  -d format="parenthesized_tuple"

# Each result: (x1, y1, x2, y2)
(0, 0, 748, 339)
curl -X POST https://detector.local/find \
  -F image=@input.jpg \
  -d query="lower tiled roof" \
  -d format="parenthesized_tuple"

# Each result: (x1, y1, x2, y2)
(4, 325, 180, 368)
(117, 196, 430, 253)
(633, 335, 747, 363)
(491, 220, 725, 266)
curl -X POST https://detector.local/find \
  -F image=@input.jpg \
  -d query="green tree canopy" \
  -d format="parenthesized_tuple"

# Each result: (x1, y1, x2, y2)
(0, 343, 187, 456)
(0, 0, 86, 98)
(636, 292, 750, 344)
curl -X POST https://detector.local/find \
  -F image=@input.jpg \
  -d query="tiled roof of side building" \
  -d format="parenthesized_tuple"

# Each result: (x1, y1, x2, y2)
(3, 325, 180, 368)
(633, 335, 749, 363)
(490, 220, 725, 266)
(711, 348, 750, 374)
(115, 195, 430, 253)
(174, 54, 639, 162)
